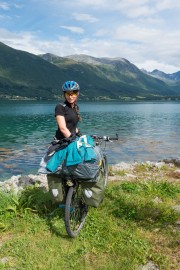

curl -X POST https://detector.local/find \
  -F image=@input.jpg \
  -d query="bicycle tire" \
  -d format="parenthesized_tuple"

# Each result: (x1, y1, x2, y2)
(65, 184, 88, 238)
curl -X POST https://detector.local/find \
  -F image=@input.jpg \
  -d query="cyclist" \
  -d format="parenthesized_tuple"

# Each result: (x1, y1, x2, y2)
(45, 80, 82, 204)
(55, 80, 81, 140)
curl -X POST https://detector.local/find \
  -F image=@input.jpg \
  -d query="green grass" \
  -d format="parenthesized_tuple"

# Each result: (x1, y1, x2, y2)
(0, 179, 179, 270)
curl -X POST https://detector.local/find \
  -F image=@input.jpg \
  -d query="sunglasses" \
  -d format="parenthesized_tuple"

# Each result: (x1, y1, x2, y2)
(65, 91, 78, 97)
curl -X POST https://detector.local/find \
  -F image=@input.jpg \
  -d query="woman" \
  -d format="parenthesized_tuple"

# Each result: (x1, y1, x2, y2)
(55, 80, 81, 141)
(45, 80, 81, 204)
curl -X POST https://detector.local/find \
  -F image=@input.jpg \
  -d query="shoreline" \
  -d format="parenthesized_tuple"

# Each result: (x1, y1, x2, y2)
(0, 158, 179, 193)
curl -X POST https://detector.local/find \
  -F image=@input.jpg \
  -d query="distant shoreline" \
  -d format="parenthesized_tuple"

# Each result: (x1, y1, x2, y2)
(0, 96, 180, 102)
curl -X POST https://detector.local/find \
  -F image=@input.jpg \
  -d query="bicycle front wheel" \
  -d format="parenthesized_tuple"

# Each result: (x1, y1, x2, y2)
(65, 184, 88, 238)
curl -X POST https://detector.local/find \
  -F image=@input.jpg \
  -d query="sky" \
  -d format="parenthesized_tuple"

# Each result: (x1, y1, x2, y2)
(0, 0, 180, 73)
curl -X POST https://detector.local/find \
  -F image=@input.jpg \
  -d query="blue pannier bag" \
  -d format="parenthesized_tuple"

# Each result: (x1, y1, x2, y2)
(44, 135, 103, 183)
(62, 145, 103, 182)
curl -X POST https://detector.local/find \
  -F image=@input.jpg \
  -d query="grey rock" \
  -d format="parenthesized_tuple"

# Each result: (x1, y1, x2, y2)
(172, 205, 180, 213)
(0, 174, 48, 193)
(111, 162, 137, 171)
(17, 175, 36, 187)
(172, 170, 180, 178)
(0, 257, 9, 264)
(141, 261, 159, 270)
(163, 157, 180, 167)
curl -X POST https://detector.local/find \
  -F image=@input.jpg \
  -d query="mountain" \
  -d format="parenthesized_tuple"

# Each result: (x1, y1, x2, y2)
(0, 42, 71, 99)
(0, 42, 179, 100)
(146, 69, 180, 82)
(40, 53, 180, 99)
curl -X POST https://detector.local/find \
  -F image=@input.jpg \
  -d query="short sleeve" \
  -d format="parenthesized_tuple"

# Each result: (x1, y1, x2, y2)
(55, 104, 65, 117)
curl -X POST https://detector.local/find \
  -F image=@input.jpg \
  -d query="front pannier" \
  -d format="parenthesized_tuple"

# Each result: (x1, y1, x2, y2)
(62, 146, 103, 182)
(47, 174, 66, 204)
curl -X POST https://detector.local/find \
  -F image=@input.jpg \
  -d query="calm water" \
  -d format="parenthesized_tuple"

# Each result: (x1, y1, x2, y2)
(0, 100, 180, 180)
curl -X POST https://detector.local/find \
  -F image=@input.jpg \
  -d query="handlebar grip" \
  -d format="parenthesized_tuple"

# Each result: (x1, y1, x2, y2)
(106, 134, 119, 141)
(108, 137, 119, 140)
(91, 134, 119, 141)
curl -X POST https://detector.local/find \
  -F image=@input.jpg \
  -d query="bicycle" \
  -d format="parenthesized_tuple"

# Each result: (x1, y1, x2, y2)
(62, 134, 118, 238)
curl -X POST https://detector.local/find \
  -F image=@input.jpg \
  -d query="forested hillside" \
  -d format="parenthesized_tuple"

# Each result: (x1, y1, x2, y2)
(0, 42, 179, 100)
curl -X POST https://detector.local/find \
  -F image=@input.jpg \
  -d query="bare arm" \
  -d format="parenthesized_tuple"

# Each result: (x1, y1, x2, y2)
(56, 115, 71, 138)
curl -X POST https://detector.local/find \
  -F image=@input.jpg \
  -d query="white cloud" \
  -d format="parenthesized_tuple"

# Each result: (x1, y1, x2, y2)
(0, 2, 10, 10)
(115, 0, 154, 18)
(74, 0, 155, 18)
(114, 24, 159, 42)
(93, 29, 109, 37)
(0, 14, 11, 20)
(123, 6, 155, 18)
(0, 1, 22, 10)
(136, 60, 178, 73)
(73, 13, 99, 23)
(60, 26, 84, 34)
(14, 4, 23, 9)
(155, 0, 180, 10)
(0, 28, 43, 54)
(75, 0, 107, 7)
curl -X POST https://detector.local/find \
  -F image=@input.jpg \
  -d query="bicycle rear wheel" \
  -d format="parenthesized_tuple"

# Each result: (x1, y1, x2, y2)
(65, 184, 88, 238)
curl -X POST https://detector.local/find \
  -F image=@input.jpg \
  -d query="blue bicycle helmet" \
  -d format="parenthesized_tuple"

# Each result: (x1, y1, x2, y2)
(62, 81, 80, 92)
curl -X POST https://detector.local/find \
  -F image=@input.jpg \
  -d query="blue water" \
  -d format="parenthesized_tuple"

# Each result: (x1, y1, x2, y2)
(0, 100, 180, 180)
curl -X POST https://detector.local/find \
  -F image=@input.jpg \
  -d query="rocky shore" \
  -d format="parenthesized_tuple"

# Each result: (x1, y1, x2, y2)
(0, 158, 180, 194)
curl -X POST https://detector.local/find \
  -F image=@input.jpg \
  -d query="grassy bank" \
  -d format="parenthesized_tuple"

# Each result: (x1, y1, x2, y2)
(0, 164, 180, 270)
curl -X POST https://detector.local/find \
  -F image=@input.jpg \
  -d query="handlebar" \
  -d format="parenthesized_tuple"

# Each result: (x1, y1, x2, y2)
(91, 133, 119, 142)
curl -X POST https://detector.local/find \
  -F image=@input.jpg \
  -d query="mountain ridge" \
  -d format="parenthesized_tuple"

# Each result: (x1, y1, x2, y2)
(0, 42, 179, 100)
(147, 69, 180, 81)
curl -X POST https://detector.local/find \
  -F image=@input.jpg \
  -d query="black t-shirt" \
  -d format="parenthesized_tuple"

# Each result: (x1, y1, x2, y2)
(54, 101, 79, 140)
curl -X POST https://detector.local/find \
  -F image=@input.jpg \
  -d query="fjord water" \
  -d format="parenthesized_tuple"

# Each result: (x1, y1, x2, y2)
(0, 100, 180, 180)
